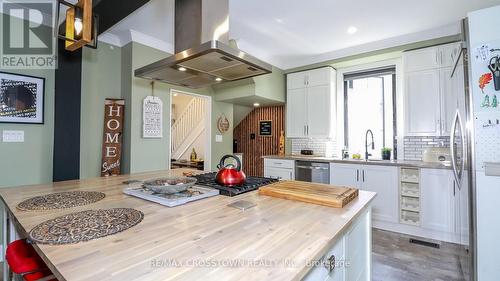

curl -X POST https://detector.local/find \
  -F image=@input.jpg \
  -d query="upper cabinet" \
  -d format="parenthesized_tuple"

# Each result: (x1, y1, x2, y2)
(403, 42, 464, 136)
(403, 47, 441, 72)
(286, 67, 336, 138)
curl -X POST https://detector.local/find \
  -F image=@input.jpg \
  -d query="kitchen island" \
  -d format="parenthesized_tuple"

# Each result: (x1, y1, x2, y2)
(0, 169, 375, 281)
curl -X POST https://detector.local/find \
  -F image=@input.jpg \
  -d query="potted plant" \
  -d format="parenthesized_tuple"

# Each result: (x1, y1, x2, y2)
(381, 147, 392, 160)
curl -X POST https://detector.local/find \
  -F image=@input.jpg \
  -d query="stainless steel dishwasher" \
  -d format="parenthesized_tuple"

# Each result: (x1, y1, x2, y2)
(295, 161, 330, 184)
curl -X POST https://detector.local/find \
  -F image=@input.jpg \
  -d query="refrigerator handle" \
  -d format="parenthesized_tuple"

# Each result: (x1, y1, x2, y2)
(450, 110, 464, 189)
(457, 112, 466, 190)
(450, 110, 459, 187)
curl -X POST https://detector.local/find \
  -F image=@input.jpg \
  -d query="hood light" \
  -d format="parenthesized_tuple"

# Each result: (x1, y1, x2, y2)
(253, 103, 260, 107)
(178, 67, 187, 71)
(215, 77, 223, 82)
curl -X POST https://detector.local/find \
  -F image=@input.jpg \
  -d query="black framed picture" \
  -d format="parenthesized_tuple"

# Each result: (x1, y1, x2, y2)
(259, 120, 272, 136)
(0, 71, 45, 124)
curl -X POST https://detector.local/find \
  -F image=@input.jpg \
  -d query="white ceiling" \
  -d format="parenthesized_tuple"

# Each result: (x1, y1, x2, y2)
(100, 0, 500, 70)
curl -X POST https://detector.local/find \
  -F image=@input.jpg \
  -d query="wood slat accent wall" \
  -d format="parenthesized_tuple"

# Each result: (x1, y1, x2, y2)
(234, 106, 284, 177)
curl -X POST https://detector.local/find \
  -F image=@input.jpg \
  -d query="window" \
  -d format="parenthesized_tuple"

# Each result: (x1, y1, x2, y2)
(343, 67, 397, 159)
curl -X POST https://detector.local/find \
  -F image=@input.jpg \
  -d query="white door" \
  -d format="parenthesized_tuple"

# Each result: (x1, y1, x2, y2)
(330, 163, 360, 188)
(307, 85, 331, 138)
(286, 88, 307, 138)
(440, 67, 460, 135)
(360, 165, 399, 223)
(287, 72, 307, 89)
(420, 169, 454, 238)
(404, 69, 441, 136)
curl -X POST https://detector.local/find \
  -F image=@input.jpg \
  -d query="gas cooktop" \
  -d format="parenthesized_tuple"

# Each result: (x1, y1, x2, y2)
(192, 172, 278, 196)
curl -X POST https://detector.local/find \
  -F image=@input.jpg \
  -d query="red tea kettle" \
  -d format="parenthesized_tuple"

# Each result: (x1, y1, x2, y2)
(215, 155, 246, 186)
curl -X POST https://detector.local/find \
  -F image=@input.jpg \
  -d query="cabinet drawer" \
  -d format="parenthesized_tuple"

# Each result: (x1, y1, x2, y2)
(264, 158, 295, 169)
(401, 196, 420, 212)
(401, 182, 419, 197)
(264, 167, 293, 180)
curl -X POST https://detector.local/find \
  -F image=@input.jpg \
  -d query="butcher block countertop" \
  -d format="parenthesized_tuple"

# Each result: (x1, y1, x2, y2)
(0, 169, 375, 281)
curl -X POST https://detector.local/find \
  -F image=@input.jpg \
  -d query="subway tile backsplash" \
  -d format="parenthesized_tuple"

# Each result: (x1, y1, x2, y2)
(291, 138, 337, 157)
(403, 136, 450, 161)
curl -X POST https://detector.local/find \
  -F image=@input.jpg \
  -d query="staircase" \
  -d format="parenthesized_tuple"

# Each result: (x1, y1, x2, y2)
(171, 97, 206, 159)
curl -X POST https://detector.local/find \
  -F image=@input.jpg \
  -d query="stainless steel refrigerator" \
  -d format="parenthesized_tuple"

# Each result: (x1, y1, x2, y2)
(452, 5, 500, 281)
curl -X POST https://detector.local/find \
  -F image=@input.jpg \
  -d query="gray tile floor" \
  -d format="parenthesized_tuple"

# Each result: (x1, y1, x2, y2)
(372, 229, 467, 281)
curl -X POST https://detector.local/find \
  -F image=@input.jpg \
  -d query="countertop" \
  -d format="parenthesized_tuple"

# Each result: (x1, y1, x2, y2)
(263, 155, 452, 170)
(0, 169, 375, 281)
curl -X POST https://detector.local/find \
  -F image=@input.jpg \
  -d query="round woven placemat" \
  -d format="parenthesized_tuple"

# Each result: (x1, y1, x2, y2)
(29, 208, 144, 245)
(17, 191, 106, 211)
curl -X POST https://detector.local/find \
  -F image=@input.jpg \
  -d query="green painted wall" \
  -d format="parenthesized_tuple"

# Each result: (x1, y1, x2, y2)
(0, 14, 55, 188)
(0, 69, 55, 188)
(121, 42, 233, 173)
(80, 43, 122, 179)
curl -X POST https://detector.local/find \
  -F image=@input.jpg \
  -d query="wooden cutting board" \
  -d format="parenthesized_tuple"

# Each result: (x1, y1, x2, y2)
(259, 181, 359, 208)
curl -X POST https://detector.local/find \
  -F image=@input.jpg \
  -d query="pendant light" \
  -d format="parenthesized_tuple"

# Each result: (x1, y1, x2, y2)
(57, 0, 98, 51)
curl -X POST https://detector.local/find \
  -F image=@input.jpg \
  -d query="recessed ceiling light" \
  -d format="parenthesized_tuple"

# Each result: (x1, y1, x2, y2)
(215, 77, 223, 82)
(178, 67, 187, 71)
(347, 26, 357, 34)
(253, 103, 260, 107)
(173, 93, 178, 97)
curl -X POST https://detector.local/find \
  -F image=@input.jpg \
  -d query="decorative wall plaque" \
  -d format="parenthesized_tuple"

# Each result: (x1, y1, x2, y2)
(143, 95, 163, 138)
(259, 120, 272, 136)
(217, 114, 230, 134)
(101, 99, 125, 177)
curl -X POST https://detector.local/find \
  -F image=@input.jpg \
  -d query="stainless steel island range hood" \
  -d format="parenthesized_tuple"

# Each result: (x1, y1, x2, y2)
(134, 0, 272, 89)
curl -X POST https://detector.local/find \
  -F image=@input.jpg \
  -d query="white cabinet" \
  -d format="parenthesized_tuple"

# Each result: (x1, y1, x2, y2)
(307, 85, 332, 138)
(403, 43, 461, 72)
(303, 207, 371, 281)
(264, 159, 295, 180)
(361, 166, 399, 223)
(286, 88, 308, 137)
(330, 163, 398, 223)
(345, 208, 371, 281)
(287, 71, 308, 90)
(440, 67, 459, 135)
(403, 43, 464, 136)
(329, 163, 359, 187)
(286, 67, 336, 138)
(404, 69, 441, 136)
(402, 47, 440, 72)
(440, 43, 462, 68)
(420, 169, 455, 241)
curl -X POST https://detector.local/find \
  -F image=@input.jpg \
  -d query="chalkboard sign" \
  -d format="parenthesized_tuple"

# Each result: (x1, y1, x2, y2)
(259, 120, 272, 136)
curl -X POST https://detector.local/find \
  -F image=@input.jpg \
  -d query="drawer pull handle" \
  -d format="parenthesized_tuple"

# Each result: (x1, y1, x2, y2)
(324, 254, 336, 273)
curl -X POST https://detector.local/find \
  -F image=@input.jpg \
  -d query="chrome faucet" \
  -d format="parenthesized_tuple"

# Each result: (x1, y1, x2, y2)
(365, 129, 375, 160)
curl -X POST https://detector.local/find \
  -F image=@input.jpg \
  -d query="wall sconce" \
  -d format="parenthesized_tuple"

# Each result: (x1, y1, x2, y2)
(57, 0, 98, 51)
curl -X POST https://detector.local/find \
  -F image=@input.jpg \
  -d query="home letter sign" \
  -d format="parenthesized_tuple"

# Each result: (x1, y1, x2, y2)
(101, 99, 125, 176)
